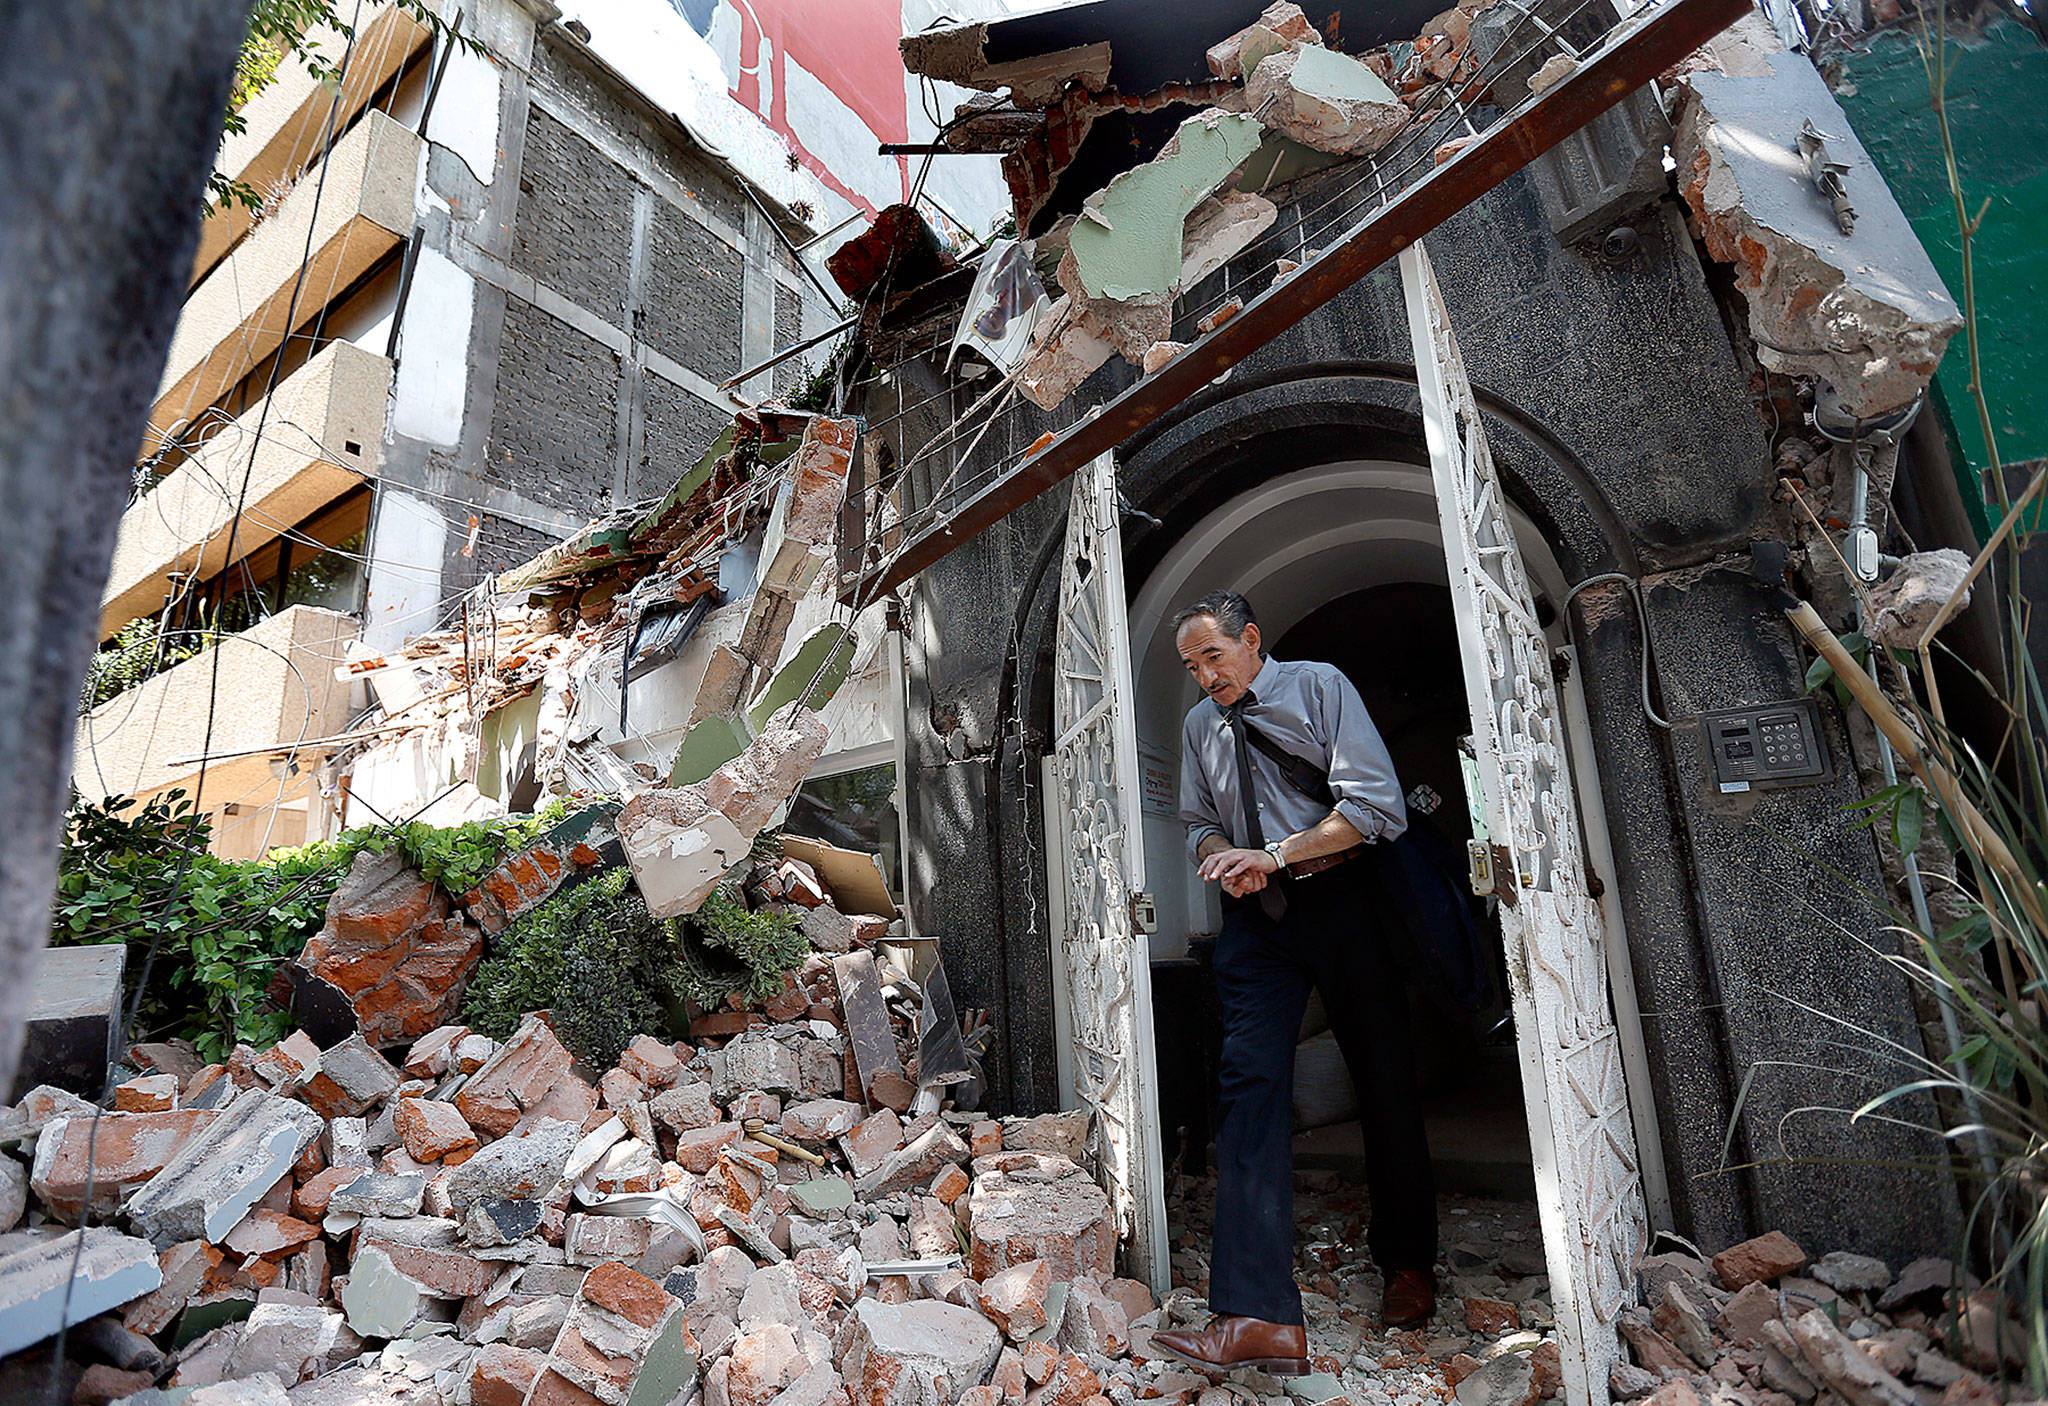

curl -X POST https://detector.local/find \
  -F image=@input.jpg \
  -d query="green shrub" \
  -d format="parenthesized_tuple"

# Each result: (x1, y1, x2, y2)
(54, 792, 352, 1061)
(463, 865, 807, 1068)
(53, 790, 574, 1062)
(677, 888, 806, 1011)
(463, 865, 680, 1068)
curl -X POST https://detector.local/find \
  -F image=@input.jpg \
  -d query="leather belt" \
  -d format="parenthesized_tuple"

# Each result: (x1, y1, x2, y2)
(1285, 843, 1367, 880)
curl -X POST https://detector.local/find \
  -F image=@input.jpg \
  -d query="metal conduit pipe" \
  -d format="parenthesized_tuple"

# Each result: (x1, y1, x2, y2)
(1842, 442, 2000, 1186)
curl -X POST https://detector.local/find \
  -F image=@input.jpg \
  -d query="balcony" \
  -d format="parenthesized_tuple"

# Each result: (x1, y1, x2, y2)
(150, 109, 418, 443)
(193, 2, 431, 285)
(104, 339, 390, 637)
(74, 606, 360, 820)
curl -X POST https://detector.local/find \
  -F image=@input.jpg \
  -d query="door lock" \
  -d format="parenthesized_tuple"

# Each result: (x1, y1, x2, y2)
(1130, 891, 1158, 935)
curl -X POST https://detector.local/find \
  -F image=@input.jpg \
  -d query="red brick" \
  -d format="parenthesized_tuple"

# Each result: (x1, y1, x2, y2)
(30, 1108, 219, 1220)
(1713, 1232, 1807, 1290)
(395, 1096, 478, 1162)
(456, 1016, 596, 1139)
(471, 1345, 548, 1406)
(222, 1208, 319, 1257)
(581, 1262, 674, 1328)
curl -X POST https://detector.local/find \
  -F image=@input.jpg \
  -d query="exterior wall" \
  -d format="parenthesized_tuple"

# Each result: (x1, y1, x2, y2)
(365, 0, 841, 650)
(882, 165, 1961, 1266)
(103, 341, 391, 636)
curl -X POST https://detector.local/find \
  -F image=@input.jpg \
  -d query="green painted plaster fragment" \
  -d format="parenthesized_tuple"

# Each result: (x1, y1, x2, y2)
(1232, 133, 1347, 193)
(1237, 26, 1296, 78)
(749, 626, 858, 733)
(625, 1310, 700, 1406)
(1069, 111, 1265, 302)
(339, 1247, 422, 1339)
(790, 1177, 855, 1215)
(669, 716, 751, 788)
(1287, 43, 1398, 105)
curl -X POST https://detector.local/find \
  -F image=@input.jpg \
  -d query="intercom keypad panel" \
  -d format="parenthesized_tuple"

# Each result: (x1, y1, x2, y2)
(1702, 700, 1831, 792)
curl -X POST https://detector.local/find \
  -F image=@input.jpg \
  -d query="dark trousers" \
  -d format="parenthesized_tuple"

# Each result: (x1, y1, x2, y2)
(1207, 856, 1438, 1325)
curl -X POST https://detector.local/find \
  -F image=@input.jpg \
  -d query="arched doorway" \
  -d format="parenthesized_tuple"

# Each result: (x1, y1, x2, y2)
(1036, 243, 1670, 1406)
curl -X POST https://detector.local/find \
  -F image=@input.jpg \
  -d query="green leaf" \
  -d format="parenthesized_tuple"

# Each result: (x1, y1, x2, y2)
(1895, 787, 1924, 856)
(1805, 654, 1835, 694)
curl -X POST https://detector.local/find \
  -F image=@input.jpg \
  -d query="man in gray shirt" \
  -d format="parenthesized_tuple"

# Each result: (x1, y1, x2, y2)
(1151, 590, 1438, 1377)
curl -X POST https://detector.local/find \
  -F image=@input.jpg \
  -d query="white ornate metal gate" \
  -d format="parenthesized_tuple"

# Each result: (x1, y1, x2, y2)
(1049, 451, 1172, 1293)
(1400, 243, 1649, 1406)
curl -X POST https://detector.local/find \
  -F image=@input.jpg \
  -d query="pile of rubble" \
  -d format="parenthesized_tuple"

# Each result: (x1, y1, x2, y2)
(0, 884, 1182, 1406)
(1599, 1232, 2029, 1406)
(330, 407, 864, 842)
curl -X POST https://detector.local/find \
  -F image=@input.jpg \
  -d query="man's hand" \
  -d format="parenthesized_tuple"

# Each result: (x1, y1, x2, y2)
(1198, 846, 1282, 897)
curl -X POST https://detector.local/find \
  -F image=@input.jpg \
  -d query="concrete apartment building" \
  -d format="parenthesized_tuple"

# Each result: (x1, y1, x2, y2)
(69, 0, 918, 856)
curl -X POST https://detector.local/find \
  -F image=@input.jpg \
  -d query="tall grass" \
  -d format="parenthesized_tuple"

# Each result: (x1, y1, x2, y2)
(1787, 2, 2048, 1388)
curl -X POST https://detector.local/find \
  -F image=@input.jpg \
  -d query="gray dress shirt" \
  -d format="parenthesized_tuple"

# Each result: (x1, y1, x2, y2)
(1179, 655, 1408, 861)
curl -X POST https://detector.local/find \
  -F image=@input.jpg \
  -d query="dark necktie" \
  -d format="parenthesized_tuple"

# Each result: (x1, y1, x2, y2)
(1223, 693, 1286, 920)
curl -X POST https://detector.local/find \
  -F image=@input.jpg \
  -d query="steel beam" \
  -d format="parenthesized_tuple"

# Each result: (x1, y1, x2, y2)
(841, 0, 1750, 605)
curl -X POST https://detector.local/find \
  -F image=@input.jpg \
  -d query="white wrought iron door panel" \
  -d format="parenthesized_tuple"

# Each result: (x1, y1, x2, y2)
(1051, 452, 1172, 1293)
(1399, 243, 1648, 1406)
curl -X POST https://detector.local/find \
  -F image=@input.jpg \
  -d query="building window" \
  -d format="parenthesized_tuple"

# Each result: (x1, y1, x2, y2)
(781, 761, 902, 900)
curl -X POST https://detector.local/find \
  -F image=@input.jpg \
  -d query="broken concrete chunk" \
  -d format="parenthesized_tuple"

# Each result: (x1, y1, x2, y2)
(0, 1227, 162, 1357)
(979, 1260, 1051, 1341)
(127, 1087, 323, 1247)
(1207, 0, 1323, 80)
(855, 1121, 970, 1199)
(222, 1300, 342, 1385)
(843, 1298, 1003, 1406)
(966, 1159, 1114, 1281)
(329, 1172, 427, 1218)
(1674, 54, 1960, 417)
(1246, 45, 1407, 157)
(298, 1035, 402, 1120)
(1002, 1110, 1090, 1164)
(1067, 110, 1265, 303)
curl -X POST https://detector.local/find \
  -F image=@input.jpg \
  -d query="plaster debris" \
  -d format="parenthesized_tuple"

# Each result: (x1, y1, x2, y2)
(1673, 53, 1961, 416)
(1861, 549, 1971, 648)
(0, 1228, 161, 1357)
(126, 1088, 322, 1247)
(1207, 2, 1325, 82)
(1248, 46, 1409, 156)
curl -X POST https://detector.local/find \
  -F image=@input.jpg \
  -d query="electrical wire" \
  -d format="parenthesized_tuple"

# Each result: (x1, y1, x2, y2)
(1561, 572, 1674, 730)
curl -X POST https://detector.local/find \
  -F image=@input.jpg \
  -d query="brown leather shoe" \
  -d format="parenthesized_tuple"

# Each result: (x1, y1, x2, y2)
(1382, 1269, 1437, 1330)
(1150, 1315, 1309, 1376)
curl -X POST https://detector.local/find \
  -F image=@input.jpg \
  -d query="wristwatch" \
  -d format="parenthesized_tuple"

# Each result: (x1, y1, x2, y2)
(1263, 839, 1288, 872)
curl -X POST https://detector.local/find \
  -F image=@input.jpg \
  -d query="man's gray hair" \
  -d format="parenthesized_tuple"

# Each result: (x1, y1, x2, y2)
(1172, 590, 1257, 641)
